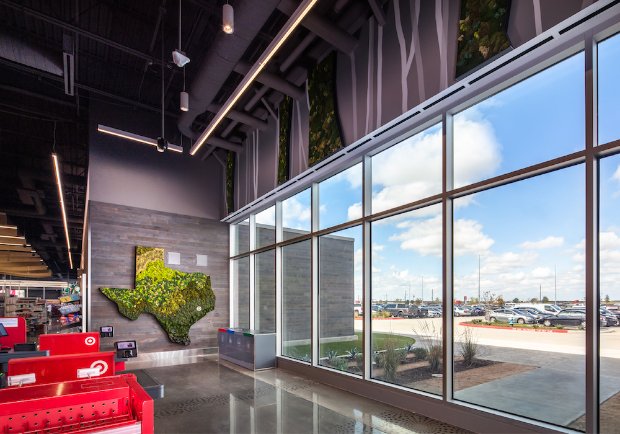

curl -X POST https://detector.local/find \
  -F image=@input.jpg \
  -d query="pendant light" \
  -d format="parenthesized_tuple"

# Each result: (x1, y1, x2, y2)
(223, 2, 234, 34)
(157, 15, 167, 153)
(180, 67, 189, 112)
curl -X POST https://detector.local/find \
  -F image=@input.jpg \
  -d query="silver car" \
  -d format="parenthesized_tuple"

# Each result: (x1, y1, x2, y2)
(485, 308, 536, 324)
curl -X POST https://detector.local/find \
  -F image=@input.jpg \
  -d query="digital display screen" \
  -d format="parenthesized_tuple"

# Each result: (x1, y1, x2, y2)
(116, 341, 136, 350)
(100, 326, 113, 333)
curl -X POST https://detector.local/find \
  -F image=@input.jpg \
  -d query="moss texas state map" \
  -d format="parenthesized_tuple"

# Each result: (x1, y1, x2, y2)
(100, 246, 215, 345)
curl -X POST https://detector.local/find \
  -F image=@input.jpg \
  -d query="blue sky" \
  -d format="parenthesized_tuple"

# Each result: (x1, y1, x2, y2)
(244, 32, 620, 304)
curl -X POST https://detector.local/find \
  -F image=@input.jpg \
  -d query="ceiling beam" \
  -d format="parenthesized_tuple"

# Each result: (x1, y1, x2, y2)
(0, 228, 19, 237)
(233, 62, 305, 100)
(277, 0, 358, 54)
(205, 136, 243, 153)
(0, 0, 161, 65)
(207, 104, 269, 131)
(0, 245, 34, 253)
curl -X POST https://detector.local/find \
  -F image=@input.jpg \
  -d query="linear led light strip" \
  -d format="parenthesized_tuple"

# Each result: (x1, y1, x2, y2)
(190, 0, 318, 156)
(52, 153, 73, 270)
(0, 236, 26, 242)
(0, 225, 17, 230)
(97, 125, 183, 153)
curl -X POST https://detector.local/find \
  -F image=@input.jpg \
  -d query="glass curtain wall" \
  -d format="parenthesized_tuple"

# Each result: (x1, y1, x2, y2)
(255, 249, 276, 332)
(281, 240, 312, 361)
(318, 226, 363, 375)
(232, 256, 250, 329)
(228, 24, 620, 432)
(598, 31, 620, 434)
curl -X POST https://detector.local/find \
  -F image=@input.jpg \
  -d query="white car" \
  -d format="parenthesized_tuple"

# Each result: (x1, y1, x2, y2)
(354, 303, 363, 316)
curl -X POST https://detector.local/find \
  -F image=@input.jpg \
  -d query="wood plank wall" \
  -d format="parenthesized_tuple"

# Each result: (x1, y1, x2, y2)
(89, 200, 229, 353)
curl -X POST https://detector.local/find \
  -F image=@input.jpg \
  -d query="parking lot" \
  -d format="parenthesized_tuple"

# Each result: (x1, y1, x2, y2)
(355, 316, 620, 358)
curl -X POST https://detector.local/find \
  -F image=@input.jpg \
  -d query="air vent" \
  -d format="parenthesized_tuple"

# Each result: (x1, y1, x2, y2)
(346, 138, 372, 153)
(423, 86, 465, 110)
(374, 111, 421, 138)
(469, 37, 553, 85)
(559, 0, 620, 35)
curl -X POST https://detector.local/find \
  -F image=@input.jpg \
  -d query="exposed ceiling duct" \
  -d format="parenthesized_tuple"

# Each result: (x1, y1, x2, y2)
(177, 0, 281, 141)
(0, 30, 62, 75)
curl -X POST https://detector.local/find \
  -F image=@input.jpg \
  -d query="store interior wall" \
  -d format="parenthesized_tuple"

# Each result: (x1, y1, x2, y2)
(86, 99, 229, 352)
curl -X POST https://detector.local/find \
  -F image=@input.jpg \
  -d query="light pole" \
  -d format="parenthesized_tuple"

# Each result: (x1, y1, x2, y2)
(421, 276, 424, 305)
(478, 255, 481, 304)
(554, 265, 557, 305)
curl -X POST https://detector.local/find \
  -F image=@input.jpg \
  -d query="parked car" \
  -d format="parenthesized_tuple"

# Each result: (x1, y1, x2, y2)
(514, 307, 551, 321)
(371, 304, 384, 312)
(420, 306, 441, 318)
(539, 308, 606, 328)
(600, 308, 619, 326)
(453, 306, 468, 317)
(469, 306, 486, 316)
(354, 303, 363, 317)
(485, 308, 536, 324)
(384, 303, 418, 318)
(516, 303, 561, 316)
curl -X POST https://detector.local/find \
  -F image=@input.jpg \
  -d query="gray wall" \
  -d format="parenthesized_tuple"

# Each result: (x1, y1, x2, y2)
(89, 201, 229, 352)
(89, 99, 225, 220)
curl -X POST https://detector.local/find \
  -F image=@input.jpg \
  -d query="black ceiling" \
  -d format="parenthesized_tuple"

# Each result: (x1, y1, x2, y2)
(0, 0, 373, 279)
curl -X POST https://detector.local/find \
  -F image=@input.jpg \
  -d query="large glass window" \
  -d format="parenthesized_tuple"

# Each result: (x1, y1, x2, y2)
(454, 53, 584, 188)
(232, 256, 250, 329)
(370, 205, 442, 395)
(255, 206, 275, 249)
(371, 123, 442, 214)
(318, 226, 363, 375)
(281, 240, 312, 362)
(319, 163, 362, 229)
(453, 166, 584, 430)
(598, 154, 620, 433)
(233, 219, 250, 256)
(598, 32, 620, 145)
(282, 188, 311, 241)
(255, 250, 275, 332)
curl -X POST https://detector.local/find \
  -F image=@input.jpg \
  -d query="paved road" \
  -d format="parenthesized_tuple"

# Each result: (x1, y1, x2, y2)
(355, 317, 620, 358)
(355, 317, 620, 426)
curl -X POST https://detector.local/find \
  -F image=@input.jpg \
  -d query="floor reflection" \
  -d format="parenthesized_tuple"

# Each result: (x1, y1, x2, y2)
(139, 357, 469, 434)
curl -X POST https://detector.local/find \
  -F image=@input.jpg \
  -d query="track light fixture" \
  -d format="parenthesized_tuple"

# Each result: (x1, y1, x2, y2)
(223, 3, 234, 34)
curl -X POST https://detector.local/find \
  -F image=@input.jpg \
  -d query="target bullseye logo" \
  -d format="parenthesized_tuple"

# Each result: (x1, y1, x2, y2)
(84, 336, 97, 346)
(90, 360, 108, 374)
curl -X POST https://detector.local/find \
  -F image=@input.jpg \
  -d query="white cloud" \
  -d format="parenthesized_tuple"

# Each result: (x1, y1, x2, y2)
(612, 165, 620, 183)
(282, 196, 311, 230)
(454, 219, 495, 256)
(520, 236, 564, 250)
(255, 207, 275, 225)
(531, 267, 553, 278)
(453, 113, 502, 187)
(347, 202, 362, 220)
(343, 113, 502, 217)
(389, 215, 494, 257)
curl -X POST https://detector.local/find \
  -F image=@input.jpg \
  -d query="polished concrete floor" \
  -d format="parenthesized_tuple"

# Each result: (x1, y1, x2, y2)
(129, 355, 470, 434)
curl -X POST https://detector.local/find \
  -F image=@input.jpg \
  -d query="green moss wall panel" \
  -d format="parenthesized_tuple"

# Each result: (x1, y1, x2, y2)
(226, 151, 235, 213)
(308, 52, 344, 166)
(456, 0, 512, 77)
(278, 96, 292, 185)
(101, 246, 216, 345)
(89, 201, 229, 353)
